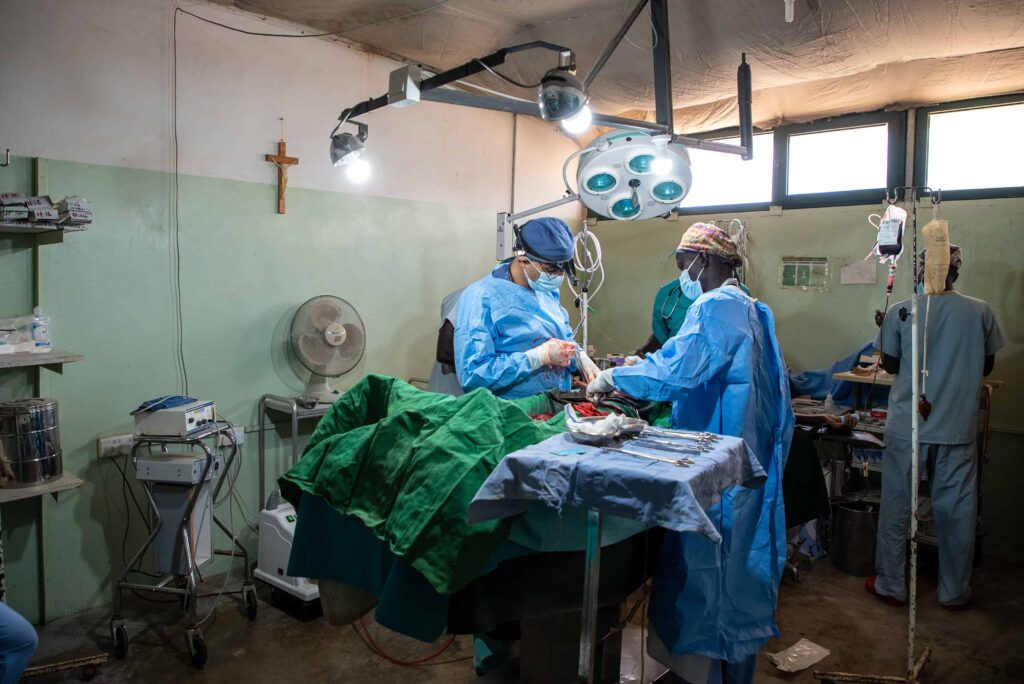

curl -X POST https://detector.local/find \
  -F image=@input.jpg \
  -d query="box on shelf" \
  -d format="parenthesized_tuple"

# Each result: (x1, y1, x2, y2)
(58, 209, 92, 225)
(0, 193, 26, 206)
(0, 207, 29, 222)
(29, 207, 59, 222)
(24, 196, 53, 210)
(56, 196, 92, 213)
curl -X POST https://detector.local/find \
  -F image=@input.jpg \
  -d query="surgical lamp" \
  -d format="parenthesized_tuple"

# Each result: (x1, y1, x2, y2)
(538, 56, 590, 124)
(575, 132, 692, 221)
(330, 120, 370, 183)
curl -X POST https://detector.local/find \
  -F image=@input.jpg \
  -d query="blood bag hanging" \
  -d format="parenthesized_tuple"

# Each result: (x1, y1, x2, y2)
(872, 203, 907, 260)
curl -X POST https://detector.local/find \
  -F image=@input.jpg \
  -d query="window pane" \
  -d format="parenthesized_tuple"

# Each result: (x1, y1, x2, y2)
(787, 124, 888, 195)
(927, 103, 1024, 190)
(679, 133, 773, 207)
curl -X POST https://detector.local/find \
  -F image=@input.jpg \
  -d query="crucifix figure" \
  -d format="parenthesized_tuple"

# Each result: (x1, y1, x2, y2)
(266, 140, 299, 214)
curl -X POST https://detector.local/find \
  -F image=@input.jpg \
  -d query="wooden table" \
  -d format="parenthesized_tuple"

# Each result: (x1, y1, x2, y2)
(832, 370, 893, 410)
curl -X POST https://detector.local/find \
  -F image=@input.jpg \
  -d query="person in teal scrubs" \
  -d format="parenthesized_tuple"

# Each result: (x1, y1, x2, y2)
(868, 245, 1004, 609)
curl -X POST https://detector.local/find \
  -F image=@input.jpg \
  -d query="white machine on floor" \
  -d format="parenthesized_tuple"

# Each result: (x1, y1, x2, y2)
(253, 491, 319, 602)
(254, 296, 366, 604)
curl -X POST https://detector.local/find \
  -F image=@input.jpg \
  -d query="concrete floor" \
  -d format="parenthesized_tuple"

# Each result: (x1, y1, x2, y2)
(26, 556, 1024, 683)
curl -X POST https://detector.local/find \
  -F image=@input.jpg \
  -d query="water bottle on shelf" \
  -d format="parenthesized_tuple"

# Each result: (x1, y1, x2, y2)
(823, 392, 835, 415)
(30, 306, 51, 353)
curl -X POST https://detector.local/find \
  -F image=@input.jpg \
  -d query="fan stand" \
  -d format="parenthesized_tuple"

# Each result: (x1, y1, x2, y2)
(302, 375, 341, 405)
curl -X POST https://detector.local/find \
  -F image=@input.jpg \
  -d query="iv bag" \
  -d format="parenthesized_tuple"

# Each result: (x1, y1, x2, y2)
(872, 205, 907, 261)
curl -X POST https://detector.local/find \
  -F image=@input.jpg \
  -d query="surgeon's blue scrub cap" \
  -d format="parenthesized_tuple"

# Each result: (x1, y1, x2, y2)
(518, 218, 574, 264)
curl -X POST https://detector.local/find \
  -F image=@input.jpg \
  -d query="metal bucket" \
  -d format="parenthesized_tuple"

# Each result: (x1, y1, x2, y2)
(0, 398, 62, 488)
(831, 499, 878, 577)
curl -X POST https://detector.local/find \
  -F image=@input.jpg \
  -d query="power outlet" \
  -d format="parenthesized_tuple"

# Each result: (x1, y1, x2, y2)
(97, 433, 134, 459)
(217, 426, 246, 447)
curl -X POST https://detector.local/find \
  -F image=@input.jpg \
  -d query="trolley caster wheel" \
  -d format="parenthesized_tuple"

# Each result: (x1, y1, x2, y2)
(244, 585, 258, 621)
(81, 664, 99, 681)
(111, 623, 129, 660)
(188, 632, 208, 670)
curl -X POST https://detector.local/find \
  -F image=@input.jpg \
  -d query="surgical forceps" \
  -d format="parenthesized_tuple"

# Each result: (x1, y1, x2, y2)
(603, 446, 694, 467)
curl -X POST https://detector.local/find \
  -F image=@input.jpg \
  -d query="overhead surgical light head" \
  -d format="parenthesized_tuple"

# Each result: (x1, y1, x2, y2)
(330, 119, 370, 182)
(576, 131, 692, 221)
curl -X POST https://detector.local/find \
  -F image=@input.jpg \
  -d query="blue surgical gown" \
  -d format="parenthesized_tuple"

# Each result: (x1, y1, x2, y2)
(612, 286, 794, 663)
(455, 262, 573, 400)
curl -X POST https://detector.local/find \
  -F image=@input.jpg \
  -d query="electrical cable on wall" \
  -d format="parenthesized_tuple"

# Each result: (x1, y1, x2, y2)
(172, 9, 188, 395)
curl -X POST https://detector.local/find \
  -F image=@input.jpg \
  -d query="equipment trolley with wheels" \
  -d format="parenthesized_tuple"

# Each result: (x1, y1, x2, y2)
(108, 421, 256, 669)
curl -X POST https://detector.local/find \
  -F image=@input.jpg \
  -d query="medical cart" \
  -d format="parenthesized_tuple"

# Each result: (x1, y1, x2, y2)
(108, 421, 256, 670)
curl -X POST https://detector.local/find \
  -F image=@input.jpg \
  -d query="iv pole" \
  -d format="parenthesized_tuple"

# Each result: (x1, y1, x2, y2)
(814, 186, 941, 684)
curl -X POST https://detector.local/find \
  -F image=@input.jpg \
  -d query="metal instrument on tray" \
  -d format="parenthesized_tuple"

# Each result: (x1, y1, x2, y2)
(602, 446, 693, 467)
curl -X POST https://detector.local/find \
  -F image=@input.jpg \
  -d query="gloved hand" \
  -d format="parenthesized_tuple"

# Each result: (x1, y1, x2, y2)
(577, 350, 601, 384)
(586, 368, 616, 397)
(525, 339, 576, 371)
(624, 355, 642, 367)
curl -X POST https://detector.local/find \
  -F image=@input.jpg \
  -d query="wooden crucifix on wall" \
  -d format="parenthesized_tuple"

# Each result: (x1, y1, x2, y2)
(265, 140, 299, 214)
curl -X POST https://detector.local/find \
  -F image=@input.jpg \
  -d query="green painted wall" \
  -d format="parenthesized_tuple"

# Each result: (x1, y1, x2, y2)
(588, 200, 1024, 560)
(4, 158, 500, 622)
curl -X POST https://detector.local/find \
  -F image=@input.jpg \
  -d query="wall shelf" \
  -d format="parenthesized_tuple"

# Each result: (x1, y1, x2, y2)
(0, 221, 88, 235)
(0, 349, 83, 370)
(0, 473, 84, 505)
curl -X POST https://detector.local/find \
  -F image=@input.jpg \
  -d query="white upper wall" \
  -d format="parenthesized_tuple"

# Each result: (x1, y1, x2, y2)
(0, 0, 581, 216)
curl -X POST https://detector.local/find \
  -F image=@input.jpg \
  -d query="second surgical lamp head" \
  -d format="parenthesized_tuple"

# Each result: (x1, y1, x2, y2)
(330, 120, 371, 183)
(538, 66, 592, 133)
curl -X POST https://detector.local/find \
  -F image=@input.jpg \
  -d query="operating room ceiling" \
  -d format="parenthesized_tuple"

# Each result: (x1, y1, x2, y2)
(207, 0, 1024, 133)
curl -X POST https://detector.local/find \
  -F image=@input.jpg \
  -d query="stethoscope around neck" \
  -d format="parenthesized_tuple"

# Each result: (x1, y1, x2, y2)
(660, 283, 685, 321)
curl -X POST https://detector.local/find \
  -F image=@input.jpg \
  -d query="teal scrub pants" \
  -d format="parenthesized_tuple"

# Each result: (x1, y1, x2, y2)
(874, 434, 977, 606)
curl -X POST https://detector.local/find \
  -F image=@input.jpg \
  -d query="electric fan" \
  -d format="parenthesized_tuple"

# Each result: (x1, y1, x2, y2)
(289, 295, 365, 404)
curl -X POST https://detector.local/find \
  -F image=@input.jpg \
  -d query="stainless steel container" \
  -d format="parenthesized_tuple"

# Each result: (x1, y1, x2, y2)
(831, 499, 879, 577)
(0, 398, 62, 488)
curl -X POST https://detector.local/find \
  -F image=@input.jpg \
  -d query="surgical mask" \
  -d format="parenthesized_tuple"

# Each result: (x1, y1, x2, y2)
(679, 258, 705, 300)
(529, 269, 564, 293)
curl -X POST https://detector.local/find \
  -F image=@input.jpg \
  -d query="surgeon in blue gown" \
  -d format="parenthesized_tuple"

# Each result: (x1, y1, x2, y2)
(456, 217, 587, 400)
(456, 216, 602, 674)
(588, 223, 794, 684)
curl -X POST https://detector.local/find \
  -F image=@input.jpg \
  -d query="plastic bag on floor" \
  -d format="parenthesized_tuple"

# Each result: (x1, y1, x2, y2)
(767, 638, 830, 672)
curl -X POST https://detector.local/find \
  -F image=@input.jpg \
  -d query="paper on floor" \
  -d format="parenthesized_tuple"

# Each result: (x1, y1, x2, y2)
(767, 638, 830, 672)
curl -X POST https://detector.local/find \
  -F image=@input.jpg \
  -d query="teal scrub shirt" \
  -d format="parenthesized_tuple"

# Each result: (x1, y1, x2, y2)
(876, 291, 1004, 444)
(651, 279, 751, 344)
(651, 280, 694, 344)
